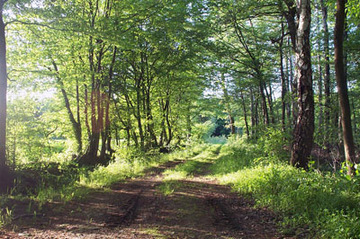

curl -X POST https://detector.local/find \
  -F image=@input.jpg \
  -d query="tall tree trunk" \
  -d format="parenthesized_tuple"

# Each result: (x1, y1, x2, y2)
(320, 0, 331, 145)
(159, 99, 167, 147)
(75, 79, 82, 152)
(280, 22, 287, 131)
(334, 0, 355, 175)
(240, 92, 250, 137)
(136, 79, 145, 149)
(52, 61, 82, 153)
(220, 72, 235, 134)
(289, 43, 297, 128)
(283, 1, 298, 129)
(84, 84, 91, 137)
(0, 0, 13, 193)
(145, 87, 158, 148)
(0, 1, 6, 170)
(186, 102, 192, 140)
(283, 0, 297, 51)
(100, 47, 116, 160)
(78, 37, 104, 166)
(315, 10, 324, 137)
(259, 81, 269, 125)
(250, 87, 256, 136)
(290, 0, 314, 169)
(165, 100, 172, 145)
(285, 38, 292, 124)
(318, 52, 324, 134)
(352, 98, 357, 136)
(264, 82, 275, 124)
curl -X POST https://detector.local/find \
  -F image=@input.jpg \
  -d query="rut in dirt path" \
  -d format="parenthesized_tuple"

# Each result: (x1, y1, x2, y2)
(1, 147, 286, 239)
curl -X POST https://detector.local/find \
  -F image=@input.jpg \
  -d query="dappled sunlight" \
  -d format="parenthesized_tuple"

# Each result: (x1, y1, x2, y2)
(2, 143, 282, 238)
(0, 0, 359, 237)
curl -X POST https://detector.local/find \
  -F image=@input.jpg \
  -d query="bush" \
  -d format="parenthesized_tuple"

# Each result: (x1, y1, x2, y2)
(210, 138, 259, 175)
(192, 120, 217, 142)
(257, 127, 291, 161)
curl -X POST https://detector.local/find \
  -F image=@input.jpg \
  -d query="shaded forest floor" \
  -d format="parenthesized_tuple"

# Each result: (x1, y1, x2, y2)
(1, 146, 289, 239)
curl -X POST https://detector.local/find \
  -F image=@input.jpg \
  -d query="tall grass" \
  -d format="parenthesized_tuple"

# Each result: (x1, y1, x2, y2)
(212, 136, 360, 238)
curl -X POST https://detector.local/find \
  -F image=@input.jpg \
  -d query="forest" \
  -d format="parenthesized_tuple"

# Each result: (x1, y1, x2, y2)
(0, 0, 359, 238)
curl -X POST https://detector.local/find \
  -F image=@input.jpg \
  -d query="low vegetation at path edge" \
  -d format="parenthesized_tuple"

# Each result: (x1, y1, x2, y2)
(0, 146, 198, 226)
(2, 138, 360, 238)
(208, 138, 360, 238)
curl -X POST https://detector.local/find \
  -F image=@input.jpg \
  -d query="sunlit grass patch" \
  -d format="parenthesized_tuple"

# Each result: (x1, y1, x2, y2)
(80, 158, 151, 188)
(157, 180, 182, 196)
(213, 139, 360, 238)
(138, 227, 166, 238)
(189, 144, 221, 162)
(163, 170, 188, 181)
(0, 206, 12, 227)
(31, 183, 91, 204)
(6, 146, 186, 210)
(163, 160, 211, 180)
(210, 143, 257, 176)
(205, 136, 228, 145)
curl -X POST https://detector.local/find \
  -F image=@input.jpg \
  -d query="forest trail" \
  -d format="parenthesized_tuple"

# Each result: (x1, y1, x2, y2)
(1, 146, 286, 239)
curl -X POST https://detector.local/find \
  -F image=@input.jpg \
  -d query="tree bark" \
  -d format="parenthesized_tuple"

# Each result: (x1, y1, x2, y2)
(258, 75, 270, 126)
(0, 0, 7, 170)
(317, 50, 323, 134)
(264, 81, 275, 124)
(290, 0, 314, 169)
(220, 72, 235, 134)
(165, 100, 172, 145)
(289, 42, 297, 127)
(250, 88, 255, 135)
(0, 0, 13, 193)
(280, 22, 287, 131)
(240, 92, 250, 137)
(334, 0, 355, 175)
(52, 61, 82, 153)
(135, 78, 145, 149)
(320, 0, 331, 145)
(100, 47, 117, 160)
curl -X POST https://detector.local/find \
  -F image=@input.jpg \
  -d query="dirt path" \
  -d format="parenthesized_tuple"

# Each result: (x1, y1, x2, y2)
(1, 152, 286, 239)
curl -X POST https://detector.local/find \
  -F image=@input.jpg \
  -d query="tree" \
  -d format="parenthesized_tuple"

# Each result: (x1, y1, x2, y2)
(209, 0, 281, 132)
(334, 0, 355, 175)
(290, 0, 314, 169)
(0, 0, 12, 193)
(319, 0, 332, 145)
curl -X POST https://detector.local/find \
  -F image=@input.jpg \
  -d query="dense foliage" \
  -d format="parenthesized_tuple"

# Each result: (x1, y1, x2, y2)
(0, 0, 359, 236)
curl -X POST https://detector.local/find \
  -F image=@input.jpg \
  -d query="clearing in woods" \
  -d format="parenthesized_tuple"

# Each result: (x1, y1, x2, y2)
(1, 145, 287, 238)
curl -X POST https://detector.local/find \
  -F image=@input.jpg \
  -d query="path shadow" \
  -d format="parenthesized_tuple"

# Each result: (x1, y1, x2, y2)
(6, 176, 281, 239)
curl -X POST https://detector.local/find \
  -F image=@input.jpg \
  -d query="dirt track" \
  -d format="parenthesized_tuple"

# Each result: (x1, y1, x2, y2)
(1, 156, 286, 239)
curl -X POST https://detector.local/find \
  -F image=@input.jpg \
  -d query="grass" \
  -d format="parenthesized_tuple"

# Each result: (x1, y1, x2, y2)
(205, 136, 228, 145)
(157, 180, 182, 196)
(210, 137, 360, 238)
(0, 145, 195, 227)
(139, 227, 166, 238)
(158, 143, 221, 196)
(5, 134, 360, 238)
(163, 144, 220, 180)
(0, 207, 12, 227)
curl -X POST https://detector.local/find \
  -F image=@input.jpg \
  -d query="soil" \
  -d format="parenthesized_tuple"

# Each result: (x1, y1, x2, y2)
(1, 157, 291, 239)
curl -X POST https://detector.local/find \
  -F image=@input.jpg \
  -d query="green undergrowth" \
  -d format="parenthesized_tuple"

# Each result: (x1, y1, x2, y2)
(212, 137, 360, 238)
(157, 180, 183, 196)
(159, 144, 221, 195)
(0, 145, 206, 227)
(163, 144, 221, 180)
